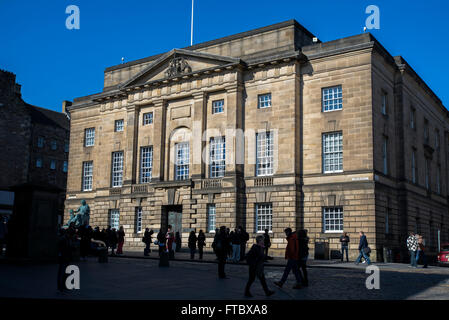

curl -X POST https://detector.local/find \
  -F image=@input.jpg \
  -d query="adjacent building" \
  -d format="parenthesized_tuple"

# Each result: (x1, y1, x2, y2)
(64, 20, 449, 261)
(0, 69, 70, 258)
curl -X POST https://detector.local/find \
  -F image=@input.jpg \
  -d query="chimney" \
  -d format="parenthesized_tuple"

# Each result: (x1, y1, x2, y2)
(62, 100, 72, 114)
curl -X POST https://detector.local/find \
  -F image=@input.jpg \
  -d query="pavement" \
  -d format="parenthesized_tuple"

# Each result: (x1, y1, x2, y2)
(0, 249, 448, 300)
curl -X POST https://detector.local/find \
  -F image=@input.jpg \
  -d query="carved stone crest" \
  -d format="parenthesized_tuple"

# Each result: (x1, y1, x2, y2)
(164, 56, 192, 78)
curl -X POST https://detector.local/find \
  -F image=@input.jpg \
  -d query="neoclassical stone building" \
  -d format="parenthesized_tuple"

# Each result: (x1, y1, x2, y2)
(65, 20, 449, 261)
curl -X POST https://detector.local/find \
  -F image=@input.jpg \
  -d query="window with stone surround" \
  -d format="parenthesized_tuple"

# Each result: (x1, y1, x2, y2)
(212, 99, 224, 114)
(258, 93, 271, 109)
(207, 204, 216, 233)
(255, 203, 272, 232)
(382, 136, 388, 175)
(410, 107, 416, 130)
(82, 161, 93, 191)
(135, 207, 142, 233)
(63, 160, 68, 173)
(109, 209, 120, 230)
(140, 146, 153, 183)
(322, 85, 342, 112)
(143, 112, 153, 125)
(256, 131, 274, 176)
(115, 119, 124, 132)
(412, 148, 417, 184)
(64, 141, 69, 153)
(209, 136, 225, 178)
(322, 132, 343, 173)
(36, 157, 42, 168)
(111, 151, 124, 187)
(37, 136, 45, 148)
(323, 207, 343, 233)
(84, 128, 95, 147)
(175, 142, 189, 180)
(425, 157, 430, 190)
(50, 160, 56, 170)
(381, 91, 388, 115)
(51, 140, 57, 150)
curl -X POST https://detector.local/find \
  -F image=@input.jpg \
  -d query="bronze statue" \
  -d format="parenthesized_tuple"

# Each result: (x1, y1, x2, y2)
(64, 200, 90, 228)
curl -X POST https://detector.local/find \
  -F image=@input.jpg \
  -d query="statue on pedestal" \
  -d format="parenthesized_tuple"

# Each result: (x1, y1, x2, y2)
(64, 200, 90, 228)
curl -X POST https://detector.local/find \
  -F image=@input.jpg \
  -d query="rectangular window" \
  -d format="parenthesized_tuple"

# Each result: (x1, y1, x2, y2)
(323, 207, 344, 233)
(50, 160, 56, 170)
(36, 158, 42, 168)
(437, 165, 441, 194)
(82, 161, 93, 191)
(135, 207, 142, 233)
(258, 93, 272, 109)
(425, 158, 430, 190)
(322, 132, 343, 173)
(63, 160, 68, 173)
(209, 137, 226, 178)
(51, 140, 57, 150)
(322, 86, 343, 112)
(175, 142, 189, 180)
(383, 136, 388, 175)
(410, 107, 416, 129)
(140, 146, 153, 183)
(143, 112, 153, 125)
(381, 91, 387, 115)
(109, 209, 120, 230)
(412, 149, 417, 184)
(256, 131, 274, 176)
(64, 141, 69, 153)
(207, 204, 216, 233)
(37, 137, 45, 148)
(115, 119, 124, 132)
(424, 119, 429, 144)
(84, 128, 95, 147)
(111, 151, 124, 187)
(255, 203, 273, 232)
(212, 100, 224, 114)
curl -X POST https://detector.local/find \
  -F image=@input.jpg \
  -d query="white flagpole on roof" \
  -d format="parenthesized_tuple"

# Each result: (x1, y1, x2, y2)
(190, 0, 194, 46)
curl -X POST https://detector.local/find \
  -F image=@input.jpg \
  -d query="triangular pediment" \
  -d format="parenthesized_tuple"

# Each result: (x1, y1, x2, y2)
(120, 49, 241, 89)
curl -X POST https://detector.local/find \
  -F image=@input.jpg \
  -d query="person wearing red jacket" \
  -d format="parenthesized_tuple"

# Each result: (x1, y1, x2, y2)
(274, 228, 302, 289)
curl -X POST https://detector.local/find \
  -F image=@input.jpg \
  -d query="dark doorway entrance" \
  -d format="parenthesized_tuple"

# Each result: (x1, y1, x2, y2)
(161, 205, 182, 233)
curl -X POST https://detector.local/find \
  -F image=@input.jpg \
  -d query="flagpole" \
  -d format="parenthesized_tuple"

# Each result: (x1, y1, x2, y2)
(190, 0, 194, 46)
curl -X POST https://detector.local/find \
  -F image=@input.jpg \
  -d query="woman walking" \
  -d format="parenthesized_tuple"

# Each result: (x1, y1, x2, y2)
(143, 228, 153, 256)
(117, 226, 125, 255)
(188, 231, 198, 260)
(197, 230, 206, 259)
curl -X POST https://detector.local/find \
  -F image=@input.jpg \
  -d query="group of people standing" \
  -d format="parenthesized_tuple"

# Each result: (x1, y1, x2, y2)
(407, 232, 428, 268)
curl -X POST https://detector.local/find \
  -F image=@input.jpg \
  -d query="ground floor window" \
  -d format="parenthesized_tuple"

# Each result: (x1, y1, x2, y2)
(255, 203, 272, 232)
(323, 207, 343, 233)
(135, 207, 142, 233)
(109, 209, 120, 230)
(207, 204, 216, 233)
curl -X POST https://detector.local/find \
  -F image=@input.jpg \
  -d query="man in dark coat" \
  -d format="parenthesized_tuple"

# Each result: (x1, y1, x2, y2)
(355, 231, 371, 265)
(239, 226, 249, 262)
(213, 226, 230, 279)
(244, 235, 275, 297)
(263, 229, 271, 260)
(274, 228, 302, 289)
(143, 228, 153, 256)
(197, 230, 206, 259)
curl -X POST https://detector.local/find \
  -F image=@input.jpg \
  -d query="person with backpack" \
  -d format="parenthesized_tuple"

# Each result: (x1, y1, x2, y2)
(197, 230, 206, 259)
(213, 226, 230, 279)
(188, 230, 197, 260)
(274, 228, 302, 289)
(297, 229, 309, 287)
(143, 228, 153, 256)
(244, 235, 275, 298)
(355, 231, 371, 265)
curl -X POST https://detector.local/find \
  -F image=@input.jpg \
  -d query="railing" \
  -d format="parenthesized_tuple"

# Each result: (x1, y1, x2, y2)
(132, 184, 148, 194)
(109, 187, 122, 196)
(202, 178, 222, 189)
(254, 176, 273, 187)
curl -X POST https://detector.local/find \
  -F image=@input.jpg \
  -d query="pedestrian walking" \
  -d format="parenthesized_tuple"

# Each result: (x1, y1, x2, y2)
(297, 229, 309, 287)
(244, 235, 275, 298)
(188, 230, 197, 259)
(406, 232, 418, 268)
(117, 226, 125, 255)
(355, 231, 371, 265)
(239, 226, 249, 262)
(263, 229, 271, 260)
(197, 230, 206, 259)
(157, 229, 166, 257)
(340, 232, 350, 262)
(109, 228, 118, 256)
(274, 228, 303, 289)
(213, 226, 230, 279)
(143, 228, 153, 256)
(230, 228, 241, 262)
(416, 234, 428, 268)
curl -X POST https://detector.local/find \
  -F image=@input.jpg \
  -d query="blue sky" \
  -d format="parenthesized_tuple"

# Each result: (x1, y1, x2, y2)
(1, 0, 448, 112)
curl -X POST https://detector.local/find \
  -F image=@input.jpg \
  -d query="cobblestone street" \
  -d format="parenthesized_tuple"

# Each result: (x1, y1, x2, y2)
(0, 256, 448, 300)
